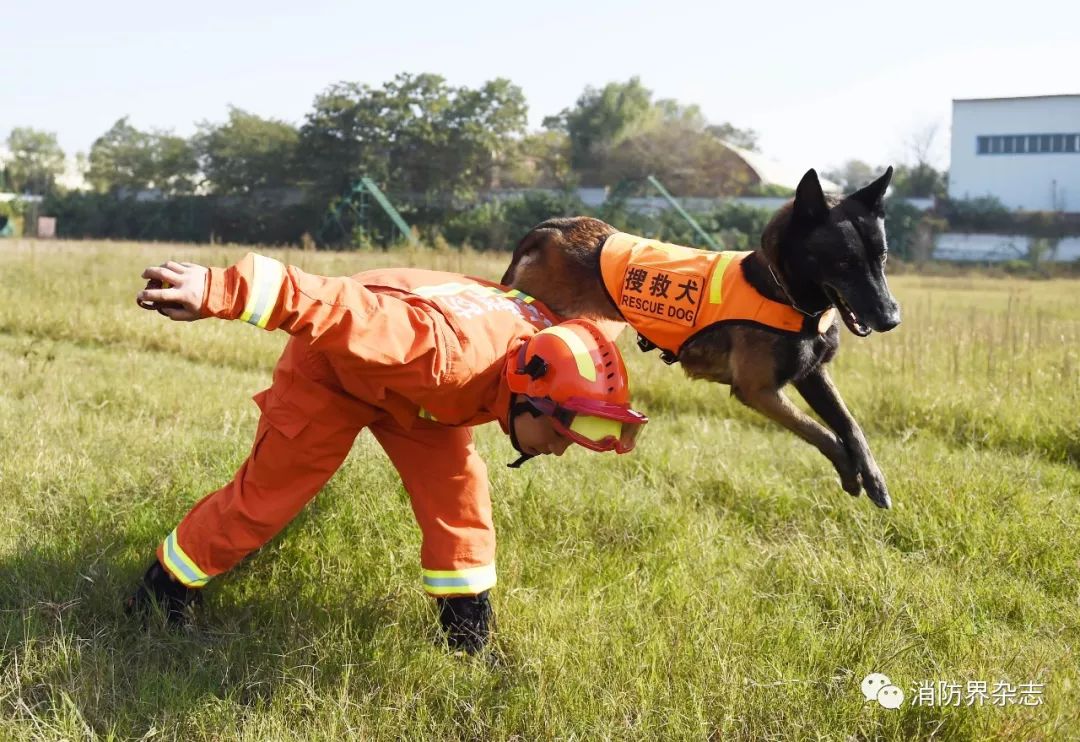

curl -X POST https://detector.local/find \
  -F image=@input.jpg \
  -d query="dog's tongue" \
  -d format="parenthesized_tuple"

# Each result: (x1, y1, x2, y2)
(825, 286, 871, 337)
(839, 305, 871, 337)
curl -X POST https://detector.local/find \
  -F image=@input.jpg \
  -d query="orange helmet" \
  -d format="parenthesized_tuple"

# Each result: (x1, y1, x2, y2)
(505, 319, 647, 455)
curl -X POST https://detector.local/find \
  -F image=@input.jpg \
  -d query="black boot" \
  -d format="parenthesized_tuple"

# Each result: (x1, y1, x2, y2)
(125, 560, 200, 626)
(437, 590, 493, 655)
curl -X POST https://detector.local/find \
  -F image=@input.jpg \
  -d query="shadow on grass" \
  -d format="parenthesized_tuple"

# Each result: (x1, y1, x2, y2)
(0, 517, 435, 738)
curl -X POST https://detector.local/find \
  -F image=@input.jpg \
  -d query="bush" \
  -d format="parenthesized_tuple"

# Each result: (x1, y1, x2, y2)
(938, 197, 1078, 238)
(883, 198, 924, 260)
(442, 191, 586, 250)
(42, 191, 323, 245)
(0, 198, 23, 235)
(940, 196, 1012, 233)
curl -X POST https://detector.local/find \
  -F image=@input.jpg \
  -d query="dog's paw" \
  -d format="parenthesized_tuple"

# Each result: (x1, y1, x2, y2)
(839, 469, 861, 497)
(830, 453, 861, 497)
(861, 470, 892, 509)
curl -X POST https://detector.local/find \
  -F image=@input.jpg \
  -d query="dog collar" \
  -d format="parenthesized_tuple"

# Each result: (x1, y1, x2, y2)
(766, 263, 822, 318)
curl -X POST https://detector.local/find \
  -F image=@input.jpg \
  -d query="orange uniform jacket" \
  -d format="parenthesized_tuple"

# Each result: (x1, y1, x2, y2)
(599, 232, 810, 359)
(157, 253, 558, 598)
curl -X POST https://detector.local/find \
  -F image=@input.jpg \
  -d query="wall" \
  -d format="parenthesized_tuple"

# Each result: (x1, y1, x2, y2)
(949, 96, 1080, 212)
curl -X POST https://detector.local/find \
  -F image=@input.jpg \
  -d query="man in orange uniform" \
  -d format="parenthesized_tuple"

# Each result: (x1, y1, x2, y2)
(126, 253, 647, 653)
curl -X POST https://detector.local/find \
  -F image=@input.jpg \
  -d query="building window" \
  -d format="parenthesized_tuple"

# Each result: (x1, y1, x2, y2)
(975, 132, 1080, 155)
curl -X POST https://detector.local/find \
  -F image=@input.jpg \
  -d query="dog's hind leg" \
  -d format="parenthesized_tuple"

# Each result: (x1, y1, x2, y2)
(793, 367, 890, 509)
(730, 380, 867, 505)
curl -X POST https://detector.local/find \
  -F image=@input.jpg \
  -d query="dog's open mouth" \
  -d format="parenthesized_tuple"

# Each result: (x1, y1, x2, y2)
(823, 285, 871, 337)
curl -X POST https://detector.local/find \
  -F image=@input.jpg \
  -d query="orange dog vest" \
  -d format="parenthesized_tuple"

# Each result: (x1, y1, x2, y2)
(599, 232, 810, 360)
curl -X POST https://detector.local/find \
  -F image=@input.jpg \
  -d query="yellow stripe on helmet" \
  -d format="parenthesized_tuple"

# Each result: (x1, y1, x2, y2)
(537, 326, 597, 382)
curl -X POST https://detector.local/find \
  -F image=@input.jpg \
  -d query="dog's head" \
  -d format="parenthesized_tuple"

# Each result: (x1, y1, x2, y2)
(763, 167, 901, 336)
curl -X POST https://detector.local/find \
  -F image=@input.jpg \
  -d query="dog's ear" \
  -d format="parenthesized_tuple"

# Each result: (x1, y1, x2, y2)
(793, 169, 829, 222)
(848, 166, 893, 216)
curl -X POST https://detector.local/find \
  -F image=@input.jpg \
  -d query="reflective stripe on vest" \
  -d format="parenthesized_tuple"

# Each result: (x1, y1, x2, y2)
(599, 233, 806, 356)
(422, 563, 497, 596)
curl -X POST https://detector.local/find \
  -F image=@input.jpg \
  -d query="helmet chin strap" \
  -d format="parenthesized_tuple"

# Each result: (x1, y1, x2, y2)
(506, 398, 543, 469)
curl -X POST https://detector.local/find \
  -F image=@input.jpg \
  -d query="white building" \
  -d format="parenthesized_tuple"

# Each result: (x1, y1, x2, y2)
(949, 94, 1080, 212)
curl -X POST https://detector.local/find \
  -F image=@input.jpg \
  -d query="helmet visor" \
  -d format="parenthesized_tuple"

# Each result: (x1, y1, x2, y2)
(525, 396, 648, 454)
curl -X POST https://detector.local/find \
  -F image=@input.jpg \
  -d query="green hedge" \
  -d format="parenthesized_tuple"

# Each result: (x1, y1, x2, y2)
(42, 192, 323, 245)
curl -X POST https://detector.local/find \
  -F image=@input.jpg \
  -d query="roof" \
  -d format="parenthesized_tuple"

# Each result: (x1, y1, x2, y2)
(953, 94, 1080, 103)
(718, 140, 843, 194)
(0, 193, 44, 203)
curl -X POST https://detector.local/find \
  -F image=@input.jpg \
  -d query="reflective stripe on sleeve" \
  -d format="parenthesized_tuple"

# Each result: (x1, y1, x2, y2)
(422, 563, 496, 596)
(160, 528, 211, 588)
(239, 254, 286, 329)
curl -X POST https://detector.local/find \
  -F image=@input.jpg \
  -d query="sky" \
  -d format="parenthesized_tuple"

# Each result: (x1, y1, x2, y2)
(3, 0, 1078, 176)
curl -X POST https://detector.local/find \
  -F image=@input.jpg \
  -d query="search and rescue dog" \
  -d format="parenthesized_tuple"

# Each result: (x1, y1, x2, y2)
(501, 168, 901, 508)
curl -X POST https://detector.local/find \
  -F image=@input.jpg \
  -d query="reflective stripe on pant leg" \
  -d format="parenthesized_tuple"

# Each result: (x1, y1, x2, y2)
(422, 563, 497, 596)
(158, 527, 211, 588)
(368, 421, 497, 599)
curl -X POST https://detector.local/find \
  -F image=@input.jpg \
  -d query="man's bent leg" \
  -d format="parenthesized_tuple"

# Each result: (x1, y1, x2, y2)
(370, 420, 496, 652)
(158, 406, 365, 587)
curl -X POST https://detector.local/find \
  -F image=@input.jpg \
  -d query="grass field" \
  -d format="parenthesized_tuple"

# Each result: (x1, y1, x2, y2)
(0, 239, 1078, 740)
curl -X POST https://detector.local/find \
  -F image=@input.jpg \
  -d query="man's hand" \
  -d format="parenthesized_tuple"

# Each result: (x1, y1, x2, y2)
(136, 261, 209, 322)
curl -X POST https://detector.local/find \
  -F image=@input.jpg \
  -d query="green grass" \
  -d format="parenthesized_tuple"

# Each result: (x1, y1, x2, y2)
(1, 239, 1078, 740)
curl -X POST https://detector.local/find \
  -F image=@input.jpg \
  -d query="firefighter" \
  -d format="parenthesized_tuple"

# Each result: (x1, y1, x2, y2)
(125, 253, 647, 654)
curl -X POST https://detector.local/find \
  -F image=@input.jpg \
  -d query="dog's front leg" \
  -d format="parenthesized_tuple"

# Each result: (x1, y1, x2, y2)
(793, 367, 890, 509)
(730, 382, 864, 501)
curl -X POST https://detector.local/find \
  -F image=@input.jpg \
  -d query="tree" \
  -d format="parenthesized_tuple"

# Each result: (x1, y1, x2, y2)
(5, 128, 65, 195)
(544, 77, 656, 176)
(499, 130, 575, 189)
(299, 73, 528, 201)
(824, 159, 878, 194)
(597, 119, 756, 196)
(195, 107, 299, 194)
(546, 79, 758, 194)
(891, 123, 947, 199)
(87, 118, 150, 192)
(87, 118, 198, 194)
(891, 163, 946, 199)
(706, 122, 760, 152)
(151, 133, 199, 194)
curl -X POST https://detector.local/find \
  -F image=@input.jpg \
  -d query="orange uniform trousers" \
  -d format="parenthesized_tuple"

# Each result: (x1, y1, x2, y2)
(156, 342, 497, 598)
